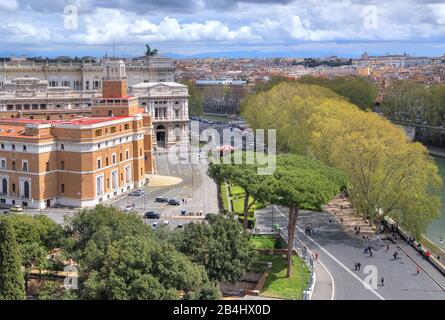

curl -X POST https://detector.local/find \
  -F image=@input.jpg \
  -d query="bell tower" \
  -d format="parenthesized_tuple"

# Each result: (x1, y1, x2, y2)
(92, 59, 140, 117)
(102, 59, 128, 98)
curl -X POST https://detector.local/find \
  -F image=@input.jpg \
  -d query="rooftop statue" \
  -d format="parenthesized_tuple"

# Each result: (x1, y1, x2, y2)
(145, 44, 158, 57)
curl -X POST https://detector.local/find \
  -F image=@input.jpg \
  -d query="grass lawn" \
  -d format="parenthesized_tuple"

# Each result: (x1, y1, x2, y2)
(220, 183, 230, 211)
(257, 254, 311, 300)
(250, 235, 278, 249)
(230, 185, 245, 197)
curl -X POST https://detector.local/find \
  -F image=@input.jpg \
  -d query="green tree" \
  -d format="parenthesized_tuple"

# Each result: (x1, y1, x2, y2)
(173, 215, 256, 283)
(182, 80, 204, 116)
(65, 206, 214, 300)
(266, 154, 345, 277)
(0, 218, 25, 300)
(297, 76, 378, 110)
(208, 152, 270, 229)
(242, 82, 441, 237)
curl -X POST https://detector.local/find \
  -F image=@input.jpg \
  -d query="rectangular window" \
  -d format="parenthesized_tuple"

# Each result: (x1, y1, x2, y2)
(22, 161, 28, 172)
(124, 124, 129, 130)
(61, 161, 65, 170)
(12, 161, 16, 171)
(97, 158, 101, 169)
(95, 129, 102, 137)
(106, 158, 109, 167)
(61, 184, 65, 194)
(46, 162, 49, 171)
(0, 159, 6, 170)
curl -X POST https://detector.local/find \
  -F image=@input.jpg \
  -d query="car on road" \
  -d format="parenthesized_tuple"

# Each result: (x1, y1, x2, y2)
(129, 189, 144, 196)
(144, 211, 161, 219)
(176, 224, 184, 229)
(168, 199, 181, 206)
(163, 220, 170, 225)
(152, 222, 159, 228)
(9, 205, 23, 214)
(155, 196, 169, 203)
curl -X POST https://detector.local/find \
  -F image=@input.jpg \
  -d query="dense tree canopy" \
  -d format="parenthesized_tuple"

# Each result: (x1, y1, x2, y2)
(171, 215, 256, 283)
(242, 82, 441, 236)
(0, 217, 25, 300)
(381, 81, 445, 127)
(64, 206, 217, 300)
(297, 76, 378, 110)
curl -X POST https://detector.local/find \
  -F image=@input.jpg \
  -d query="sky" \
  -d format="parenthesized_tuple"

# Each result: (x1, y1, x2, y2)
(1, 0, 445, 58)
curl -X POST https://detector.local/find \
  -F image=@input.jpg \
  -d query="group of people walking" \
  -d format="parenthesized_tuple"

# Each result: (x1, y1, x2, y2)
(305, 225, 321, 236)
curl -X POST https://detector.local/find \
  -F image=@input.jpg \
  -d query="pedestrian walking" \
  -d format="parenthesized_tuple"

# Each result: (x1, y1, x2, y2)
(314, 252, 319, 261)
(354, 262, 358, 271)
(393, 251, 398, 260)
(386, 245, 390, 252)
(381, 277, 384, 287)
(357, 262, 361, 271)
(416, 266, 420, 275)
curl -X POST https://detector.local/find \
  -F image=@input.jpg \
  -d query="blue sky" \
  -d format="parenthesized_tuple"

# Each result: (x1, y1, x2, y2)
(1, 0, 445, 58)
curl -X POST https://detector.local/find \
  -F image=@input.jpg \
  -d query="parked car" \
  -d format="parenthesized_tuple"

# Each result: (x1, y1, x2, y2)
(144, 211, 161, 219)
(176, 224, 184, 229)
(168, 199, 181, 206)
(155, 196, 169, 203)
(9, 205, 23, 214)
(152, 222, 159, 228)
(163, 220, 170, 225)
(129, 189, 144, 196)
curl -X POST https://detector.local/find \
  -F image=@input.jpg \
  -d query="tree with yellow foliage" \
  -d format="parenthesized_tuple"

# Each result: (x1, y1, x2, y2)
(242, 82, 441, 236)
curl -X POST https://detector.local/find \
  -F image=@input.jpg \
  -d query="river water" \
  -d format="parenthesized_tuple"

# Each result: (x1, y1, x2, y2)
(426, 156, 445, 249)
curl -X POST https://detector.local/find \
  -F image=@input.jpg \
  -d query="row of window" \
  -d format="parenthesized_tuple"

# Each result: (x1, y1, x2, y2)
(94, 123, 131, 137)
(0, 159, 28, 172)
(0, 143, 27, 152)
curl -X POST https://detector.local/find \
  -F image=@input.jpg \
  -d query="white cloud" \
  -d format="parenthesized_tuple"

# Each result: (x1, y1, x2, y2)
(0, 0, 18, 10)
(73, 9, 260, 44)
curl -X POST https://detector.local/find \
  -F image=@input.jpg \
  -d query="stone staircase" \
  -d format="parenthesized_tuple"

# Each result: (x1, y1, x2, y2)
(146, 174, 183, 187)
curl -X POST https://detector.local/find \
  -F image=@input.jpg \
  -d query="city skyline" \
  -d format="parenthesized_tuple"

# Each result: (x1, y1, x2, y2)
(1, 0, 445, 58)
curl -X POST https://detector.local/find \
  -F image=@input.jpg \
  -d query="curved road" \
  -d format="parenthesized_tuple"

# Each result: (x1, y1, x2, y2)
(256, 205, 445, 300)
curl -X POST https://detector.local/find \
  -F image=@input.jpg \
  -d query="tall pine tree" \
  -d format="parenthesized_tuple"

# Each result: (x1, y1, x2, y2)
(0, 218, 25, 300)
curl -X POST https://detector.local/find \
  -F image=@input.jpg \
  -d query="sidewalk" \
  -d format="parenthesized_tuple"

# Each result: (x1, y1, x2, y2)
(311, 261, 333, 300)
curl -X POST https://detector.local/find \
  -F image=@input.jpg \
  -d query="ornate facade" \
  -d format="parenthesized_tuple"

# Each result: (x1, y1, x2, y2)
(130, 82, 189, 148)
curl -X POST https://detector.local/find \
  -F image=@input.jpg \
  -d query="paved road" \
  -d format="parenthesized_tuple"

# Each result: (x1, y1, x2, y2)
(26, 152, 218, 229)
(256, 205, 445, 300)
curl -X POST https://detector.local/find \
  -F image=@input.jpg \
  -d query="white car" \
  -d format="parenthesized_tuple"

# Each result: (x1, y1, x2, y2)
(163, 220, 170, 225)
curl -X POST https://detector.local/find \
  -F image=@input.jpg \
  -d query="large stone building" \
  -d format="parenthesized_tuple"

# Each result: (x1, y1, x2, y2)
(0, 57, 189, 148)
(0, 55, 175, 91)
(0, 60, 154, 209)
(0, 77, 96, 119)
(353, 52, 434, 69)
